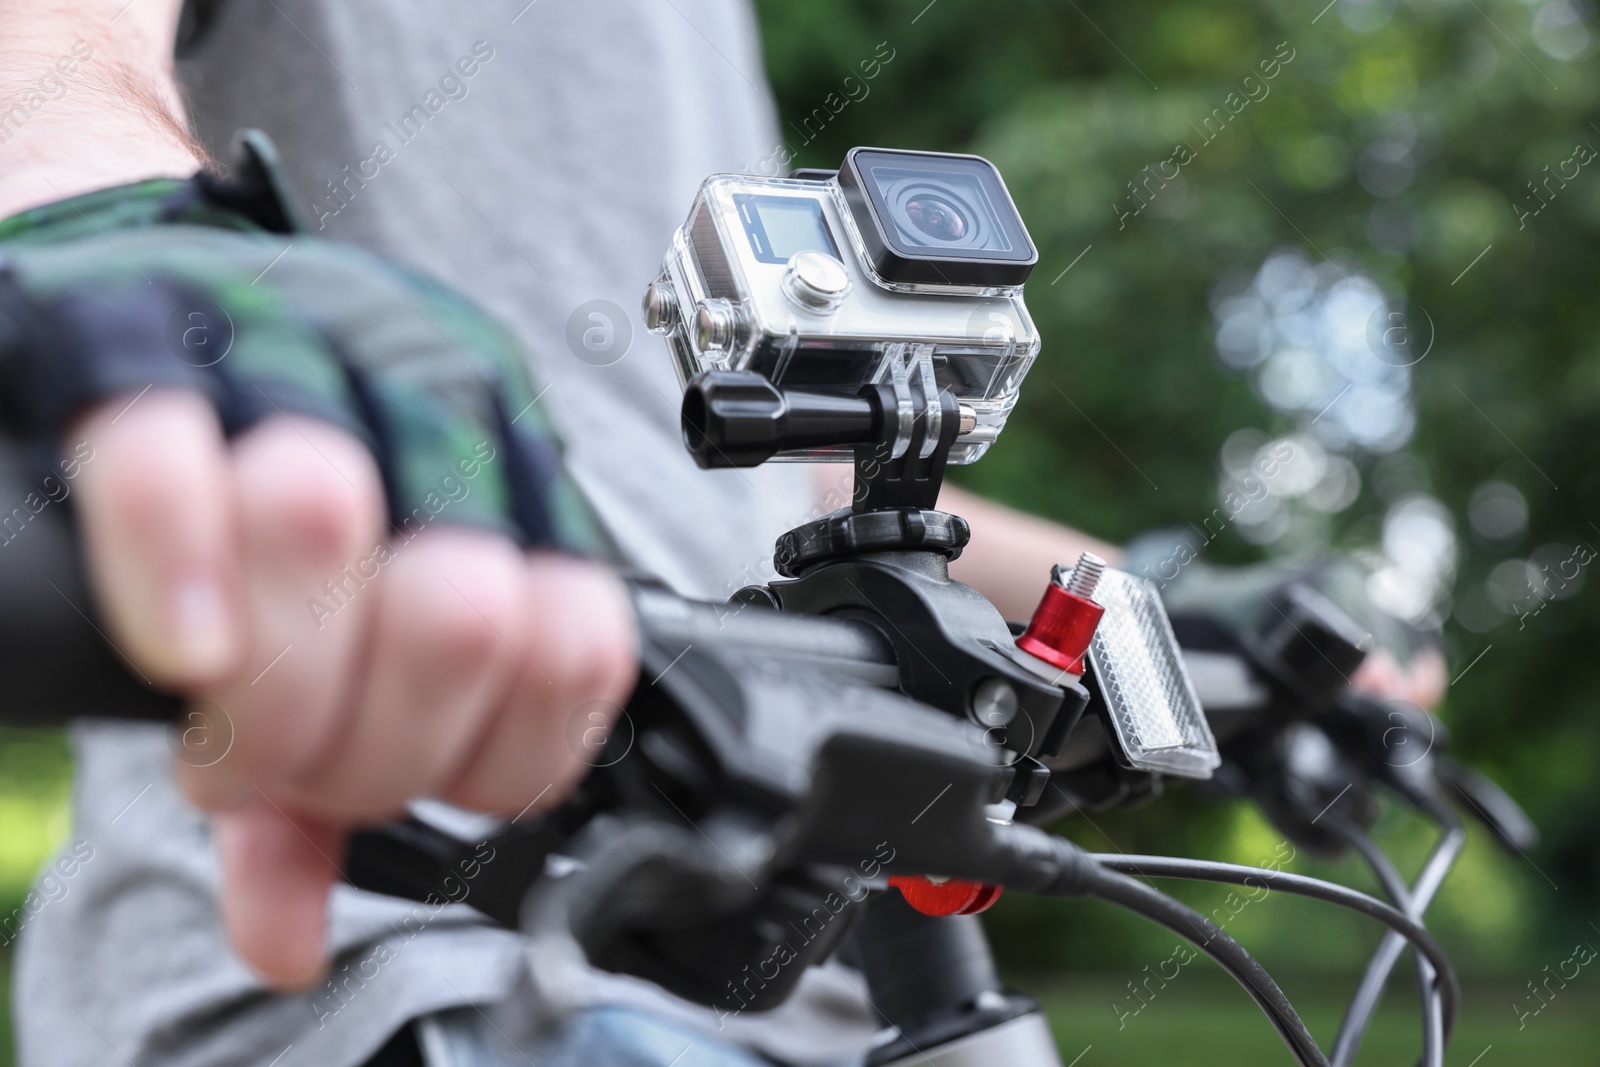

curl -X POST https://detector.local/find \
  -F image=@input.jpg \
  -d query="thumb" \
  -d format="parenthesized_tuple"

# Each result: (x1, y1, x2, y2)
(213, 798, 344, 990)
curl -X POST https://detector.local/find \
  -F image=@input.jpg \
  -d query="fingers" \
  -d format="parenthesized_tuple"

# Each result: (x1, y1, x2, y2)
(95, 404, 641, 988)
(71, 389, 241, 687)
(178, 417, 386, 810)
(1351, 646, 1449, 710)
(290, 527, 529, 820)
(213, 800, 344, 990)
(285, 540, 638, 821)
(1404, 648, 1448, 710)
(443, 555, 638, 815)
(209, 542, 635, 991)
(1351, 648, 1405, 701)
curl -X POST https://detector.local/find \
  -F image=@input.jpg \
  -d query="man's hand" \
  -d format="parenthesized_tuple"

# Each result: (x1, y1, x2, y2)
(0, 0, 639, 995)
(1352, 646, 1447, 710)
(0, 162, 638, 991)
(70, 391, 635, 989)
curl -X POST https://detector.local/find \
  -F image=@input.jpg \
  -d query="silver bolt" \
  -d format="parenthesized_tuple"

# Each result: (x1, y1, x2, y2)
(1060, 552, 1106, 599)
(694, 299, 737, 352)
(970, 676, 1019, 728)
(642, 282, 678, 334)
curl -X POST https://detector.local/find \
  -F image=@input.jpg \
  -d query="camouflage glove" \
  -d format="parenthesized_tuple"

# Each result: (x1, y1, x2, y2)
(0, 131, 601, 555)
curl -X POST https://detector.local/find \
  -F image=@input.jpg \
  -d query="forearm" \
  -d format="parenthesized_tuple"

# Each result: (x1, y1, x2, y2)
(940, 485, 1122, 622)
(0, 0, 199, 220)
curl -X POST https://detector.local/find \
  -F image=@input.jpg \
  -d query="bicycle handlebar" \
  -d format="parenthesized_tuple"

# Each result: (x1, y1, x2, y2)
(0, 444, 179, 723)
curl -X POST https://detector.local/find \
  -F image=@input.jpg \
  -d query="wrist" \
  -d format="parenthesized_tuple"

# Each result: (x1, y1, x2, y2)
(0, 121, 201, 221)
(0, 7, 202, 220)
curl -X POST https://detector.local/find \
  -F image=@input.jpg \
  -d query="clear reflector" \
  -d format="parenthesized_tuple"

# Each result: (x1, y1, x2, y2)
(1086, 568, 1220, 779)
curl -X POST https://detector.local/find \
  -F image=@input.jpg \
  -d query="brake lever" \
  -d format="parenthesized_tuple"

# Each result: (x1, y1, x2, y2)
(1219, 720, 1380, 858)
(345, 803, 590, 928)
(1318, 692, 1451, 820)
(1435, 757, 1539, 854)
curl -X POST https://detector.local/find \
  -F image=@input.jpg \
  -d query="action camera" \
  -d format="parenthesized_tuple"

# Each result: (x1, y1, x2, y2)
(643, 147, 1040, 466)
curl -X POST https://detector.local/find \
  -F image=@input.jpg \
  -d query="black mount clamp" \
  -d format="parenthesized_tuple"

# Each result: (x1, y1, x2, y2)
(775, 508, 968, 579)
(679, 353, 1081, 779)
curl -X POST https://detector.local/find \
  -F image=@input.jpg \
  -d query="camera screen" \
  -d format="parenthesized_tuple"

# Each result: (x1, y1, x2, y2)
(735, 194, 840, 265)
(866, 166, 1013, 254)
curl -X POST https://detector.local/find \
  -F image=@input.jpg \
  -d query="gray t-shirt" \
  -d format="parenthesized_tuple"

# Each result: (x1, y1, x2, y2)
(12, 2, 872, 1064)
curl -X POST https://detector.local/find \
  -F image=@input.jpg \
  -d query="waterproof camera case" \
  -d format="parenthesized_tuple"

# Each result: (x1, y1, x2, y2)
(644, 147, 1040, 465)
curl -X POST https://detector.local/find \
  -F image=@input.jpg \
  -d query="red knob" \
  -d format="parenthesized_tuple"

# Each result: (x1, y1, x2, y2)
(1015, 553, 1106, 676)
(890, 874, 1004, 916)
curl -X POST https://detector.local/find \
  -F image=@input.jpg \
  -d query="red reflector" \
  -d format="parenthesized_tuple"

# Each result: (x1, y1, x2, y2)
(889, 874, 1003, 916)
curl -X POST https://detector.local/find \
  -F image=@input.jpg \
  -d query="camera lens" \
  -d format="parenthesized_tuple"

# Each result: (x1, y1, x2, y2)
(873, 169, 1007, 254)
(903, 194, 968, 242)
(840, 148, 1038, 286)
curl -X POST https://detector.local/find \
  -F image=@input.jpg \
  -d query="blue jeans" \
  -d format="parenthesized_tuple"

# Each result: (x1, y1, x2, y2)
(416, 1004, 773, 1067)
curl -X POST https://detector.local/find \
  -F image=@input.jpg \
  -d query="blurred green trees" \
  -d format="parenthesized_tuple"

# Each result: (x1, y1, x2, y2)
(755, 0, 1599, 970)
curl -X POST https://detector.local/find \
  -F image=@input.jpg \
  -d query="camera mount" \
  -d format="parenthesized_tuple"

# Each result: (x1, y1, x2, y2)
(683, 342, 973, 574)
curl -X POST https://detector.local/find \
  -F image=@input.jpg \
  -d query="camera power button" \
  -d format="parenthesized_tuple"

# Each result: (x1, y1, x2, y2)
(781, 250, 852, 312)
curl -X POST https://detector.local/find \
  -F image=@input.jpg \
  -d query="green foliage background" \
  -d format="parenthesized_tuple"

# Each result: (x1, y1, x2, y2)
(0, 0, 1595, 1059)
(752, 0, 1598, 982)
